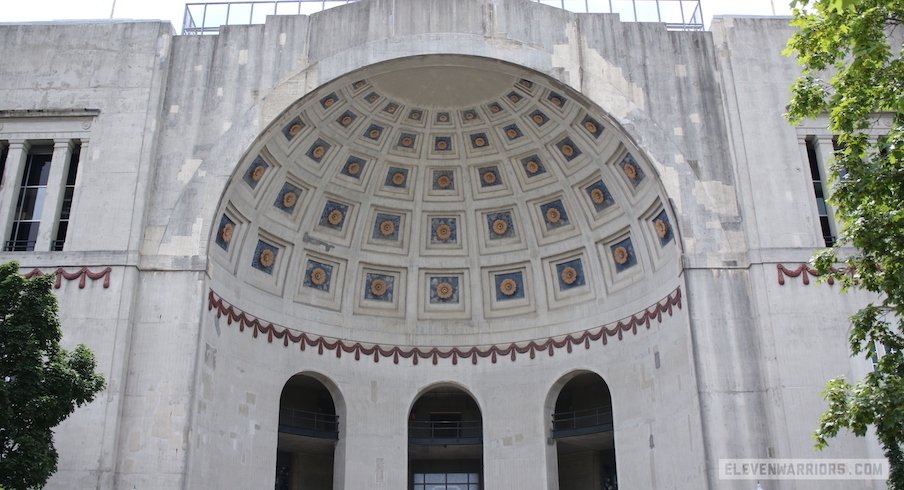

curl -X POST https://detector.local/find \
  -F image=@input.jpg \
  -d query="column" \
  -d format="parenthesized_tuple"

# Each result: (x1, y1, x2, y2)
(798, 136, 825, 247)
(36, 139, 74, 251)
(65, 139, 88, 251)
(814, 136, 839, 240)
(0, 141, 29, 250)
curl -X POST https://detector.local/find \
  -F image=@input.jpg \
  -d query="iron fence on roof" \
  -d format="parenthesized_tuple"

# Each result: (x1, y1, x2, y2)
(182, 0, 703, 35)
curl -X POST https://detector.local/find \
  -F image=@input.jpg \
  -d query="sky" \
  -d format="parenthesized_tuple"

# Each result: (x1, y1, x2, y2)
(0, 0, 793, 34)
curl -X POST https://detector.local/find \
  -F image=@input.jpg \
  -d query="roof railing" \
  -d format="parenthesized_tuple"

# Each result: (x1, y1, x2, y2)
(182, 0, 703, 35)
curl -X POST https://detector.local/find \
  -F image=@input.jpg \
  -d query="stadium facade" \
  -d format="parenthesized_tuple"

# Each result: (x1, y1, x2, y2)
(0, 1, 886, 488)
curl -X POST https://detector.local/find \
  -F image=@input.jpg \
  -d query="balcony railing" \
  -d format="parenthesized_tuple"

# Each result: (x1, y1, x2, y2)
(182, 0, 703, 35)
(551, 407, 613, 438)
(278, 407, 339, 439)
(408, 419, 482, 445)
(4, 240, 36, 252)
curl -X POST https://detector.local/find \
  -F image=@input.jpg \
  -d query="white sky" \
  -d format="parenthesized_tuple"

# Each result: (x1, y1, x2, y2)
(0, 0, 792, 34)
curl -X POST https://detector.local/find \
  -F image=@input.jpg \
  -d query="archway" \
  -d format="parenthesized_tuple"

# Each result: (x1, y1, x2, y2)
(275, 373, 344, 490)
(408, 385, 483, 490)
(548, 372, 616, 490)
(203, 53, 683, 488)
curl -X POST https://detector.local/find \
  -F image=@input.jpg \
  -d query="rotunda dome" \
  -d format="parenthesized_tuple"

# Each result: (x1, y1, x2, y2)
(208, 55, 680, 349)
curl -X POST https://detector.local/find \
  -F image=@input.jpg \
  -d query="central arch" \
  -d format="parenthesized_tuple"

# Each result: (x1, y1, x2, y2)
(408, 384, 484, 490)
(545, 371, 617, 490)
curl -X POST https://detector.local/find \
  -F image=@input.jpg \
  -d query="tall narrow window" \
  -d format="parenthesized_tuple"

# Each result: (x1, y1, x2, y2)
(53, 142, 80, 251)
(0, 143, 8, 185)
(870, 340, 887, 372)
(805, 136, 836, 246)
(6, 146, 52, 251)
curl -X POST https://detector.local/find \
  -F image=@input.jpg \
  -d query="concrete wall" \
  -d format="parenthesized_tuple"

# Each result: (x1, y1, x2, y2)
(0, 2, 886, 490)
(0, 20, 177, 489)
(712, 15, 883, 489)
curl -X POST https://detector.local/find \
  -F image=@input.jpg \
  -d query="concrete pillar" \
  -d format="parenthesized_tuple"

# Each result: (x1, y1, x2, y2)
(481, 381, 549, 490)
(814, 136, 839, 239)
(339, 395, 407, 489)
(36, 139, 74, 251)
(0, 141, 29, 249)
(797, 137, 823, 247)
(65, 139, 88, 252)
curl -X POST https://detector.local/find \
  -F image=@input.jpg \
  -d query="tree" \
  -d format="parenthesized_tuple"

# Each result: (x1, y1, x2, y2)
(0, 261, 105, 489)
(786, 0, 904, 487)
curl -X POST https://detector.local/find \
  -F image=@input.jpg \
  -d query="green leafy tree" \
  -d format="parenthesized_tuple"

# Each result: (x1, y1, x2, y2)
(0, 261, 105, 489)
(786, 0, 904, 487)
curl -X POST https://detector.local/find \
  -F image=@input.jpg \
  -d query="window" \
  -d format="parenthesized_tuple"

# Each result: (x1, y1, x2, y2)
(798, 115, 892, 248)
(7, 146, 53, 251)
(412, 472, 480, 490)
(805, 136, 836, 246)
(53, 142, 81, 251)
(2, 140, 82, 252)
(870, 341, 887, 371)
(0, 110, 95, 251)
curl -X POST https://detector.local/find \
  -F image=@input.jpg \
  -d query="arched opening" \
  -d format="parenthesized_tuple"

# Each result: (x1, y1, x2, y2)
(549, 372, 616, 490)
(275, 373, 342, 490)
(408, 385, 483, 490)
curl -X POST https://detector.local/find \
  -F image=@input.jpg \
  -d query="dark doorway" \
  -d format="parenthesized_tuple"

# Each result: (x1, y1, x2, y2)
(551, 372, 616, 490)
(408, 386, 483, 490)
(276, 374, 340, 490)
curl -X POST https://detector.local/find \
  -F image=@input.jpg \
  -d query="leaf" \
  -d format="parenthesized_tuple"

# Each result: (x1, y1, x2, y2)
(829, 0, 862, 13)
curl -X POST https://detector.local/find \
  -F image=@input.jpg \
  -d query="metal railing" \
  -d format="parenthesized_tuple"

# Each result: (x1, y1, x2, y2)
(2, 240, 67, 251)
(4, 240, 36, 252)
(408, 419, 482, 445)
(278, 407, 339, 439)
(182, 0, 703, 35)
(551, 407, 613, 437)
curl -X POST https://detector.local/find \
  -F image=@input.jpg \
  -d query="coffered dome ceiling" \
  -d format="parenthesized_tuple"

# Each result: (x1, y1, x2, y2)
(209, 56, 680, 346)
